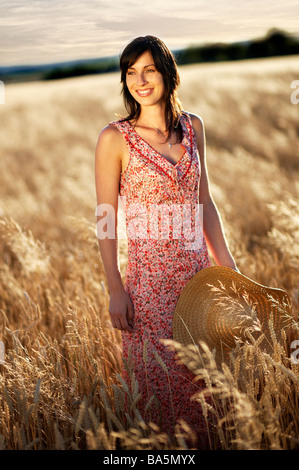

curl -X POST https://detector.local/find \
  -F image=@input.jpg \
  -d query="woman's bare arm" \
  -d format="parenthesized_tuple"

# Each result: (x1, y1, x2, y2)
(95, 125, 134, 332)
(190, 113, 238, 270)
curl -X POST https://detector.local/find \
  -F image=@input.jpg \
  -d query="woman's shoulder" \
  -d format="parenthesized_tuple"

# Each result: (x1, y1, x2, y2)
(182, 111, 204, 139)
(182, 111, 204, 128)
(98, 118, 127, 140)
(96, 121, 126, 155)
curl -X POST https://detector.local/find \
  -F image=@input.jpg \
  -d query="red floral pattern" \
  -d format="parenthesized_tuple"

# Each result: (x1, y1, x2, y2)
(110, 113, 212, 447)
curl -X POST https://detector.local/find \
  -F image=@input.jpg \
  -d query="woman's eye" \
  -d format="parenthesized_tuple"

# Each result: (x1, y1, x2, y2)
(127, 69, 155, 76)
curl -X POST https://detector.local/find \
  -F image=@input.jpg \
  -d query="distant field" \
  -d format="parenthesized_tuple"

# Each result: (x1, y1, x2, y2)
(0, 55, 298, 450)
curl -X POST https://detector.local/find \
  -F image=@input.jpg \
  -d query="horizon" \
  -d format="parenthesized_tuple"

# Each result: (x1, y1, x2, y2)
(1, 28, 297, 72)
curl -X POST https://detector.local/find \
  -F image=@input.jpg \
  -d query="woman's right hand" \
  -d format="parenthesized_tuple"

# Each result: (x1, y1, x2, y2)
(108, 288, 135, 333)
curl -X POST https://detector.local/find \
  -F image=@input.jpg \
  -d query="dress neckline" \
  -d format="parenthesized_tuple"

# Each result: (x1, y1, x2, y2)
(126, 116, 188, 169)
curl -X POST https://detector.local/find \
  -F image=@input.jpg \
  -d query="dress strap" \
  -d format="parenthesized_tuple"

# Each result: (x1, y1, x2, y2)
(109, 119, 130, 141)
(181, 112, 196, 156)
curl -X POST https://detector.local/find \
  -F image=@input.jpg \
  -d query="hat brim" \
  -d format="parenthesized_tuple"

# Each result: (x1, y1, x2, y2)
(172, 266, 292, 365)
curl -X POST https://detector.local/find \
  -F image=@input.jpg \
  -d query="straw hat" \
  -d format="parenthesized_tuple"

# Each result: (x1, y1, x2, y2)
(172, 266, 292, 365)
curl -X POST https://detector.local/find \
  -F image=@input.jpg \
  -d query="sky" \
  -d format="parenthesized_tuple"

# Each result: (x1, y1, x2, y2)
(1, 0, 299, 67)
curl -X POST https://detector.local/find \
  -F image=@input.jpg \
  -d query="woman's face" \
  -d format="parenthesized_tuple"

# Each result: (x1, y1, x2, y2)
(126, 50, 165, 108)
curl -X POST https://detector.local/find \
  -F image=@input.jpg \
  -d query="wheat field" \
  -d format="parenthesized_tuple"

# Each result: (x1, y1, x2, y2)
(0, 55, 298, 450)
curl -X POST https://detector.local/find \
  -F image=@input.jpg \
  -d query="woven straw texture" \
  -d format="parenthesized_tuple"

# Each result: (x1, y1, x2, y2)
(173, 266, 292, 364)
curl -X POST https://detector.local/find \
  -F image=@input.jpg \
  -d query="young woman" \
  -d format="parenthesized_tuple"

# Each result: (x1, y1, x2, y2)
(95, 35, 238, 447)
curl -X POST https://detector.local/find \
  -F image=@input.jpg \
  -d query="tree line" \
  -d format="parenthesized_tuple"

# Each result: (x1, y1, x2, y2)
(43, 29, 299, 81)
(1, 29, 298, 83)
(175, 29, 299, 65)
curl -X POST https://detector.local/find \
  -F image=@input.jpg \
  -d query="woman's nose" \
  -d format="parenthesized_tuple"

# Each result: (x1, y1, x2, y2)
(136, 72, 148, 85)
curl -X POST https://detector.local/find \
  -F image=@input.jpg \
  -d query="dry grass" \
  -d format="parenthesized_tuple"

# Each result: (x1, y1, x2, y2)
(0, 55, 298, 449)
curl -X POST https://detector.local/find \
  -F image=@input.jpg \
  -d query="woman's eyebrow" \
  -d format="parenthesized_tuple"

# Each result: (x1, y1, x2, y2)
(127, 63, 156, 70)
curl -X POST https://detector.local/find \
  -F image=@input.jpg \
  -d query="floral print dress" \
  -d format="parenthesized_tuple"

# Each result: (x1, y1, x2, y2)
(110, 112, 212, 447)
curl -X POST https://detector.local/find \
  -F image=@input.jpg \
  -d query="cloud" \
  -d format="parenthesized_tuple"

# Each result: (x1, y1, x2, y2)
(0, 0, 298, 66)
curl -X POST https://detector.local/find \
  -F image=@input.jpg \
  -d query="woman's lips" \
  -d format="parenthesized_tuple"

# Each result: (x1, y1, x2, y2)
(135, 88, 153, 97)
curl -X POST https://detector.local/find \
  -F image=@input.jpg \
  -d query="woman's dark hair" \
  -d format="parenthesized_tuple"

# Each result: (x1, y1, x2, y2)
(120, 35, 184, 143)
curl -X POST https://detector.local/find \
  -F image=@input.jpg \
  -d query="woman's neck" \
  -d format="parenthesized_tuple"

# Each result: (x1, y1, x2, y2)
(136, 103, 167, 132)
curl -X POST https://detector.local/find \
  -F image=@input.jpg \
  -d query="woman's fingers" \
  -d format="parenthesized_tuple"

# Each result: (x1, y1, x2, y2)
(113, 313, 132, 333)
(127, 300, 135, 331)
(109, 307, 134, 332)
(119, 313, 133, 333)
(110, 314, 120, 330)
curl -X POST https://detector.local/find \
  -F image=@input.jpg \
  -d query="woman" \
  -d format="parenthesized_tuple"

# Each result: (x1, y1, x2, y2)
(95, 36, 238, 447)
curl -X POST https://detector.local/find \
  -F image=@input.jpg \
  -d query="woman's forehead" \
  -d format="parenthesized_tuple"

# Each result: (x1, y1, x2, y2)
(128, 50, 155, 68)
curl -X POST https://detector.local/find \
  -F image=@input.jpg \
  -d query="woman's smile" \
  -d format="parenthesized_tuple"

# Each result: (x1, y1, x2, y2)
(135, 88, 154, 97)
